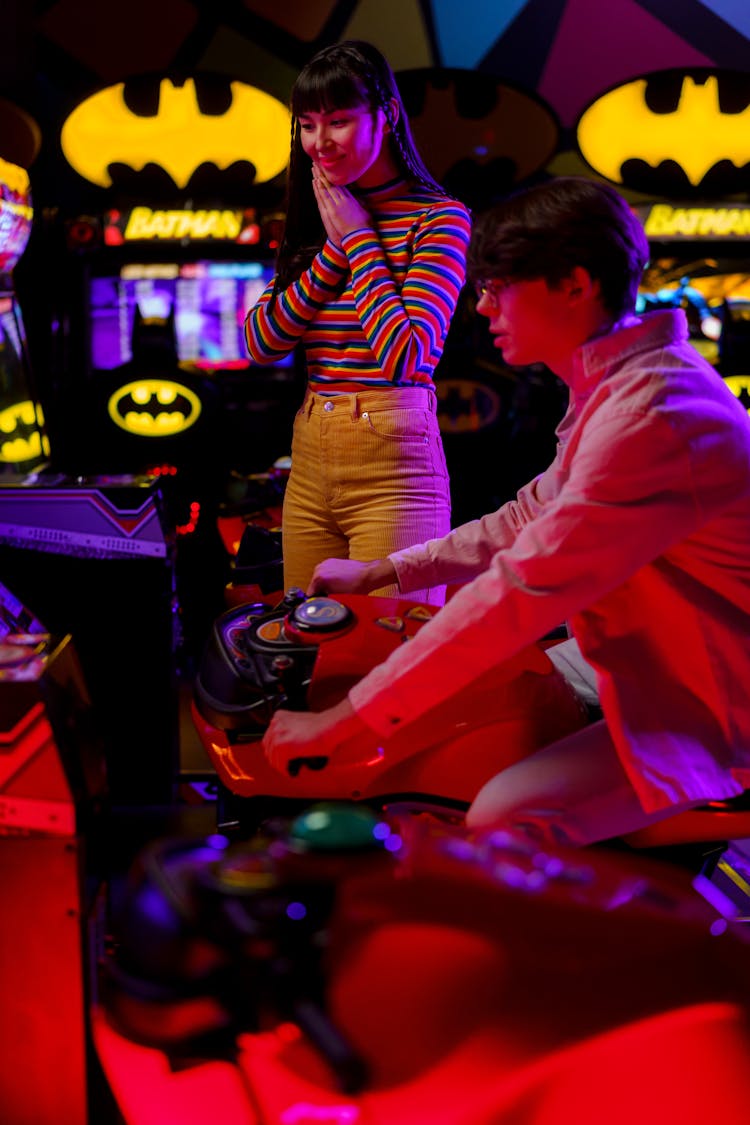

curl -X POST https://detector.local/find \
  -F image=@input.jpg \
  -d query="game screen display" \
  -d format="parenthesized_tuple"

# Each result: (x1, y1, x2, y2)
(636, 257, 750, 373)
(88, 259, 291, 372)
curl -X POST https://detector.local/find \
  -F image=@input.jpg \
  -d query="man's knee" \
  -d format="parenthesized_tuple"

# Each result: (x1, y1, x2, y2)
(465, 762, 579, 845)
(466, 767, 532, 830)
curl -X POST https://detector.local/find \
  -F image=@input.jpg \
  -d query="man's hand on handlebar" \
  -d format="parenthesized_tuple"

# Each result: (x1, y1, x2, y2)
(262, 696, 374, 776)
(307, 557, 398, 596)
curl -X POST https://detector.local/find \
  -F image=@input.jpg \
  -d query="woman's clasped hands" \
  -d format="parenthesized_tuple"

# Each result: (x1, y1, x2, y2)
(312, 165, 370, 247)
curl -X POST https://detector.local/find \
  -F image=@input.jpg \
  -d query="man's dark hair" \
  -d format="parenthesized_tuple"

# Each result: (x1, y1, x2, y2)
(467, 177, 650, 319)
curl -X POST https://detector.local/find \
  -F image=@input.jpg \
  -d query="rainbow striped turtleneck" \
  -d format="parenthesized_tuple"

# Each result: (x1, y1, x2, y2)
(245, 177, 471, 394)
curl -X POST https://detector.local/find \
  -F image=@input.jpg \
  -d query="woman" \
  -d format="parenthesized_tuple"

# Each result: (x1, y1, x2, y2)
(245, 40, 471, 603)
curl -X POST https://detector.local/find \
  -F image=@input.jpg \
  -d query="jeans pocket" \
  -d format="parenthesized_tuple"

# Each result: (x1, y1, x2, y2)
(363, 407, 430, 443)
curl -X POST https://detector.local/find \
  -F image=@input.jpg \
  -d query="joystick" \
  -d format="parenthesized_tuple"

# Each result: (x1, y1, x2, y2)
(271, 653, 307, 711)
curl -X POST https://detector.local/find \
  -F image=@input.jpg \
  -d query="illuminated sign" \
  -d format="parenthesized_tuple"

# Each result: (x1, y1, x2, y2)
(0, 158, 33, 271)
(103, 207, 260, 244)
(0, 158, 30, 200)
(638, 204, 750, 240)
(61, 76, 291, 189)
(0, 400, 50, 463)
(107, 380, 202, 437)
(576, 70, 750, 193)
(723, 376, 750, 415)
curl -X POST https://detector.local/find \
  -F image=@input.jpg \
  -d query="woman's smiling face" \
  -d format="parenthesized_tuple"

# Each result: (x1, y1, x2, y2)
(298, 104, 393, 188)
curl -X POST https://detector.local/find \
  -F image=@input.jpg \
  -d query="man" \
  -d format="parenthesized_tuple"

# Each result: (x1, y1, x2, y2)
(261, 176, 750, 847)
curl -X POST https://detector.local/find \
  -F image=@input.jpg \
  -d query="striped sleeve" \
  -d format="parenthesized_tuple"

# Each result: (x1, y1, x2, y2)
(244, 243, 349, 364)
(342, 200, 471, 384)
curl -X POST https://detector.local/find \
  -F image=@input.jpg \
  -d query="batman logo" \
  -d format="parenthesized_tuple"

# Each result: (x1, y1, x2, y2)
(108, 380, 202, 437)
(437, 379, 501, 434)
(398, 69, 558, 207)
(722, 376, 750, 415)
(60, 75, 291, 190)
(576, 69, 750, 195)
(0, 399, 50, 464)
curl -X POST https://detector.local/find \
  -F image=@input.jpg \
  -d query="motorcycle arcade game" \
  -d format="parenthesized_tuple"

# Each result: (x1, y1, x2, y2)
(93, 583, 750, 1123)
(99, 526, 750, 1123)
(190, 582, 750, 862)
(190, 586, 590, 834)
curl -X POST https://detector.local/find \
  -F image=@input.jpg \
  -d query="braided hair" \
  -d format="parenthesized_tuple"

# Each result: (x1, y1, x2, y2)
(273, 40, 447, 295)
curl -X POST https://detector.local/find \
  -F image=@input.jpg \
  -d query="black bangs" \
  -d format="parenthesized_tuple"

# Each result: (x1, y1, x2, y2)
(291, 68, 370, 117)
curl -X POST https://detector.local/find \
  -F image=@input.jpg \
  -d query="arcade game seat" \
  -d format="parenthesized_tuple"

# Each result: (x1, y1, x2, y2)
(622, 794, 750, 850)
(617, 791, 750, 930)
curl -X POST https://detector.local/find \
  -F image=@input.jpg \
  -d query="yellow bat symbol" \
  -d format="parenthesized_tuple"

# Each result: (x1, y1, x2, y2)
(61, 77, 292, 189)
(108, 380, 202, 437)
(0, 400, 49, 463)
(577, 73, 750, 187)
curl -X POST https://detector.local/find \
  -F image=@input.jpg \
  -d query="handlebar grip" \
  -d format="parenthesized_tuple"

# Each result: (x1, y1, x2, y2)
(287, 755, 329, 777)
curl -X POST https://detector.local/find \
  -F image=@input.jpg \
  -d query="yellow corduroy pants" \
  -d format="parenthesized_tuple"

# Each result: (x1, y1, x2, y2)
(282, 387, 451, 605)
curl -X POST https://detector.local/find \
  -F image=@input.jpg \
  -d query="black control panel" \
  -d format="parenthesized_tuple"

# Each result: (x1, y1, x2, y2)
(193, 591, 355, 735)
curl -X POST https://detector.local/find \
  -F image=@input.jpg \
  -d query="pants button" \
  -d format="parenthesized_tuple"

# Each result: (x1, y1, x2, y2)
(361, 411, 369, 419)
(324, 400, 334, 411)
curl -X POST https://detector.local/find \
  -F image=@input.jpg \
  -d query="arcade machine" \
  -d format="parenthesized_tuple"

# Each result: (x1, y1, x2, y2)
(0, 573, 113, 1124)
(0, 146, 179, 806)
(635, 199, 750, 399)
(0, 156, 50, 476)
(572, 68, 750, 412)
(5, 69, 302, 805)
(54, 204, 302, 672)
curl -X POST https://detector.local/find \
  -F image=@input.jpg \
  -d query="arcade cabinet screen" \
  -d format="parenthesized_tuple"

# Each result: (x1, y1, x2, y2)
(637, 257, 750, 374)
(88, 260, 291, 372)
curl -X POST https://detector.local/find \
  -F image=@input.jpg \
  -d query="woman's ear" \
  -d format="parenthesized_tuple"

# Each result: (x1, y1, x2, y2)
(385, 96, 399, 131)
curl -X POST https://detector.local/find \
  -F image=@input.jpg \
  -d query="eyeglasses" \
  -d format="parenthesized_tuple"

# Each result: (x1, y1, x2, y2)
(473, 278, 508, 306)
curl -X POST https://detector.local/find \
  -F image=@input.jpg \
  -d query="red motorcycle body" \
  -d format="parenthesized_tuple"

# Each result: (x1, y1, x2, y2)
(192, 592, 588, 807)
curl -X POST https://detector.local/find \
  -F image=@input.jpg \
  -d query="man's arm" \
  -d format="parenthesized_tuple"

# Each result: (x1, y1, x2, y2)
(307, 557, 397, 596)
(307, 464, 556, 599)
(263, 696, 372, 774)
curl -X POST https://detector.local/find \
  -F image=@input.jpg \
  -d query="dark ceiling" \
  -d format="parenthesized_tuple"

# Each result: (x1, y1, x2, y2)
(2, 0, 750, 216)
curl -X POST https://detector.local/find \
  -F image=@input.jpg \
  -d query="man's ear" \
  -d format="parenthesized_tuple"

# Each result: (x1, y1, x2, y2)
(566, 266, 598, 303)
